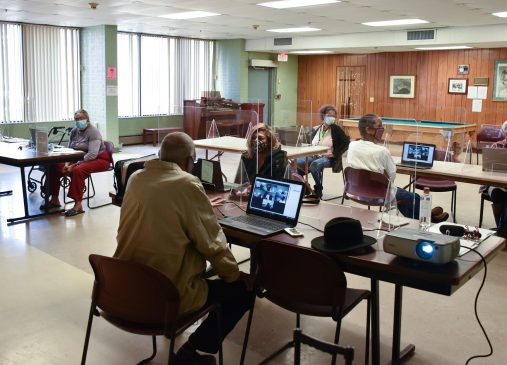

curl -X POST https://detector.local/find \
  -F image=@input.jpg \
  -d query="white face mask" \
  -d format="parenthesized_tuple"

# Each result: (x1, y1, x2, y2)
(324, 116, 336, 126)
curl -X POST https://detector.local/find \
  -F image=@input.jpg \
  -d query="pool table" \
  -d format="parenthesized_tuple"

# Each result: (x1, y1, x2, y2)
(339, 117, 476, 147)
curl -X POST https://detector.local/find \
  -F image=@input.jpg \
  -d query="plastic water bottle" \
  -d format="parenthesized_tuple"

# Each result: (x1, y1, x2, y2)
(419, 187, 432, 230)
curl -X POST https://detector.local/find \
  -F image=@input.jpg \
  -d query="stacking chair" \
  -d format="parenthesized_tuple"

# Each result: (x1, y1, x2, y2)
(82, 254, 223, 365)
(475, 125, 505, 164)
(294, 328, 355, 365)
(62, 140, 115, 208)
(413, 149, 457, 222)
(240, 240, 370, 365)
(341, 167, 390, 210)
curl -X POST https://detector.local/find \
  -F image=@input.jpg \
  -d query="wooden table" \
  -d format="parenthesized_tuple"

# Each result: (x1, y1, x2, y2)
(0, 142, 84, 224)
(194, 136, 330, 180)
(217, 200, 505, 365)
(142, 127, 184, 146)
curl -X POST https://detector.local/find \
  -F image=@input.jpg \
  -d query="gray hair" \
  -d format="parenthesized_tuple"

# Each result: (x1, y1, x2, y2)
(74, 109, 90, 120)
(358, 113, 380, 137)
(159, 132, 195, 165)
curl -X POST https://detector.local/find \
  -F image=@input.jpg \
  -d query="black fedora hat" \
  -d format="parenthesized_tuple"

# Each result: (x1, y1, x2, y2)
(311, 217, 376, 253)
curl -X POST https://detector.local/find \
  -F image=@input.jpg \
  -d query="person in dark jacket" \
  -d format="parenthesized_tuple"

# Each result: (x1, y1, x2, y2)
(235, 123, 287, 186)
(297, 104, 350, 198)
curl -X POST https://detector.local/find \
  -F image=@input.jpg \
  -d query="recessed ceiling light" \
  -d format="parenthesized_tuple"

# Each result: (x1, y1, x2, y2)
(160, 11, 220, 20)
(258, 0, 340, 9)
(362, 19, 429, 27)
(290, 50, 332, 54)
(414, 45, 472, 50)
(492, 12, 507, 18)
(266, 27, 321, 33)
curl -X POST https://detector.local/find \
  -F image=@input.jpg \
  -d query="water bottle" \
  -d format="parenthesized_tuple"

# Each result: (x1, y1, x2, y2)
(419, 187, 432, 230)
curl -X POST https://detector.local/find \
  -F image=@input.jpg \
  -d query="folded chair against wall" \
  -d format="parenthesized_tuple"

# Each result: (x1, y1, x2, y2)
(62, 140, 115, 209)
(81, 254, 223, 365)
(240, 240, 370, 365)
(294, 328, 355, 365)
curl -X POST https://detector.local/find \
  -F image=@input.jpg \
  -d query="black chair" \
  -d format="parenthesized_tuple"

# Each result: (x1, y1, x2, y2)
(294, 328, 355, 365)
(240, 240, 370, 365)
(82, 254, 223, 365)
(475, 125, 505, 164)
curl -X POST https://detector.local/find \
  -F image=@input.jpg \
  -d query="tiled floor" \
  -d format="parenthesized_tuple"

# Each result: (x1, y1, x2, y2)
(0, 143, 506, 364)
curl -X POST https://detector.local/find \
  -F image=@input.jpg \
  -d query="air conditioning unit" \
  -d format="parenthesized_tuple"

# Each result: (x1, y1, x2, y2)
(249, 59, 279, 68)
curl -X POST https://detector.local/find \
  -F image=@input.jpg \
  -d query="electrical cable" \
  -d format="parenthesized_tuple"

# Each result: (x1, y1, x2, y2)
(462, 246, 493, 365)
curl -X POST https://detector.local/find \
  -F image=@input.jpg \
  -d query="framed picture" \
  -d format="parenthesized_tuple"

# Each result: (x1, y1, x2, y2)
(448, 78, 468, 94)
(457, 64, 469, 75)
(493, 59, 507, 101)
(389, 76, 415, 98)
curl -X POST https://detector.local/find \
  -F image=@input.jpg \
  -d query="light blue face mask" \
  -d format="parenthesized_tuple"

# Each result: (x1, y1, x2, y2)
(76, 119, 88, 130)
(324, 116, 336, 126)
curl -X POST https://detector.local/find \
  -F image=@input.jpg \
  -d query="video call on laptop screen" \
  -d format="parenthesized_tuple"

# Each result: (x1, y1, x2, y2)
(248, 177, 303, 219)
(402, 143, 435, 163)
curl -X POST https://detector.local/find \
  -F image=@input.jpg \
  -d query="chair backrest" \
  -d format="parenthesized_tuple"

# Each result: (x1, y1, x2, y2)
(343, 167, 389, 205)
(88, 254, 180, 328)
(476, 126, 505, 143)
(103, 141, 115, 169)
(255, 240, 347, 317)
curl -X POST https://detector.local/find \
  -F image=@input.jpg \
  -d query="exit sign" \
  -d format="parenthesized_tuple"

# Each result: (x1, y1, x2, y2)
(278, 53, 288, 62)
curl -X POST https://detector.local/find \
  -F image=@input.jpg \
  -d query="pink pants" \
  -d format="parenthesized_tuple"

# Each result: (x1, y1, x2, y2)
(48, 150, 110, 202)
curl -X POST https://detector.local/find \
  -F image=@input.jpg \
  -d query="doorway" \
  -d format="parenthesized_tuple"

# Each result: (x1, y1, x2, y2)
(336, 66, 365, 118)
(248, 68, 272, 124)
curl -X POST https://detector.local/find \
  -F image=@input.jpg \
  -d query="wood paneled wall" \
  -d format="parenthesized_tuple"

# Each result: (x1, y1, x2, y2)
(297, 49, 507, 128)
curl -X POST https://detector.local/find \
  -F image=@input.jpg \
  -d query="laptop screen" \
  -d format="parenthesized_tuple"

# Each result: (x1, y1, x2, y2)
(401, 142, 436, 166)
(247, 176, 305, 224)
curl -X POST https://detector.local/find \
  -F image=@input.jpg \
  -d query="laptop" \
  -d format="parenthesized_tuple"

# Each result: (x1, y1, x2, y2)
(219, 175, 305, 236)
(192, 158, 241, 192)
(396, 142, 436, 169)
(482, 147, 507, 172)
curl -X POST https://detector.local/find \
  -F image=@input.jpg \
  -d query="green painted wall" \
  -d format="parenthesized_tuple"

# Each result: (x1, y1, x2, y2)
(273, 55, 298, 128)
(119, 115, 183, 135)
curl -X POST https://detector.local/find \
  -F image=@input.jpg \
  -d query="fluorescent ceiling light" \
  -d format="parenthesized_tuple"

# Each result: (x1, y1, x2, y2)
(258, 0, 340, 9)
(362, 19, 428, 27)
(267, 27, 321, 33)
(415, 45, 472, 50)
(290, 50, 332, 54)
(492, 12, 507, 18)
(161, 11, 220, 20)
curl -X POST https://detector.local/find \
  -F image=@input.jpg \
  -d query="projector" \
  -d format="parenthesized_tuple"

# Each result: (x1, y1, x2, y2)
(383, 228, 460, 264)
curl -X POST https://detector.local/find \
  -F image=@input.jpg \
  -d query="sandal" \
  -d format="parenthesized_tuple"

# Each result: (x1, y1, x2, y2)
(40, 202, 62, 211)
(64, 208, 84, 217)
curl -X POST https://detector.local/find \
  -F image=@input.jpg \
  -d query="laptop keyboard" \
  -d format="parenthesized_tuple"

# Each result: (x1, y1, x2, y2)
(234, 215, 288, 231)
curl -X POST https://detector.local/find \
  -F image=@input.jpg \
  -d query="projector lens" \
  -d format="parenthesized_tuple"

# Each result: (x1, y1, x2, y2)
(416, 240, 435, 260)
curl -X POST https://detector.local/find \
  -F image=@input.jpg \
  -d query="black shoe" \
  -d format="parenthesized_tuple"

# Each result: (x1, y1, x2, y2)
(175, 342, 216, 365)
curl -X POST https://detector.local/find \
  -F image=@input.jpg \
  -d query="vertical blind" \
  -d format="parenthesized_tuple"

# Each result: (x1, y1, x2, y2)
(0, 23, 23, 123)
(117, 33, 214, 117)
(23, 24, 80, 122)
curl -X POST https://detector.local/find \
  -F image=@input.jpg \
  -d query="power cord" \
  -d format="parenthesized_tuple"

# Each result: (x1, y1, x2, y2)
(298, 221, 323, 232)
(462, 246, 493, 365)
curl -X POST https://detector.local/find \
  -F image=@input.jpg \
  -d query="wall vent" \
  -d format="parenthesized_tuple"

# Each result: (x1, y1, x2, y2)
(274, 37, 292, 46)
(407, 29, 436, 41)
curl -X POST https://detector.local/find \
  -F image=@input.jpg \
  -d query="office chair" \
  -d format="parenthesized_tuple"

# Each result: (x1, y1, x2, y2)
(413, 149, 457, 222)
(82, 254, 223, 365)
(240, 240, 370, 365)
(294, 328, 355, 365)
(62, 140, 115, 208)
(341, 167, 390, 210)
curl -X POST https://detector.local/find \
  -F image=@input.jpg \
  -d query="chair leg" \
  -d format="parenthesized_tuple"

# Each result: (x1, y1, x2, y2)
(331, 317, 343, 365)
(81, 304, 96, 365)
(216, 307, 224, 365)
(294, 329, 302, 365)
(137, 336, 157, 365)
(365, 297, 371, 365)
(479, 195, 485, 228)
(239, 296, 257, 365)
(452, 189, 457, 223)
(87, 174, 112, 209)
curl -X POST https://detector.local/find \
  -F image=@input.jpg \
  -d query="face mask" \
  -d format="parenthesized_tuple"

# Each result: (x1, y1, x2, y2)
(252, 139, 268, 153)
(76, 119, 88, 130)
(324, 116, 335, 126)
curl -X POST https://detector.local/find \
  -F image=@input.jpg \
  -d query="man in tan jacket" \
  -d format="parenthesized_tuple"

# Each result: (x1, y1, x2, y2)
(115, 132, 252, 365)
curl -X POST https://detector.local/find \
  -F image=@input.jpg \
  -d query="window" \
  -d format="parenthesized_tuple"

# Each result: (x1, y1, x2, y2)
(0, 23, 80, 124)
(0, 23, 23, 123)
(117, 33, 214, 117)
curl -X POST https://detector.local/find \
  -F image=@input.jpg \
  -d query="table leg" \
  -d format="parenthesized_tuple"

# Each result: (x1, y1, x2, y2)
(388, 284, 415, 365)
(142, 130, 147, 145)
(152, 132, 157, 147)
(371, 278, 380, 365)
(304, 157, 309, 182)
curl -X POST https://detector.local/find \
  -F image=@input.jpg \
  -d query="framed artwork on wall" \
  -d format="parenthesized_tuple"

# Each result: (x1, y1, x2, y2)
(493, 59, 507, 101)
(457, 64, 469, 75)
(389, 76, 415, 98)
(448, 78, 468, 94)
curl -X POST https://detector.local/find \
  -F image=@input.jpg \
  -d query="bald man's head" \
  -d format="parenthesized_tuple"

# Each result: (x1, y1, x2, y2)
(159, 132, 195, 172)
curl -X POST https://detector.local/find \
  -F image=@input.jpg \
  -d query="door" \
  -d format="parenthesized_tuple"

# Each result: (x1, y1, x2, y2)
(248, 68, 272, 124)
(336, 66, 365, 118)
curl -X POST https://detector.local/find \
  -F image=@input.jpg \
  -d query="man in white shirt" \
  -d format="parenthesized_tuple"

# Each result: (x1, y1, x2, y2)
(347, 114, 420, 218)
(115, 132, 252, 364)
